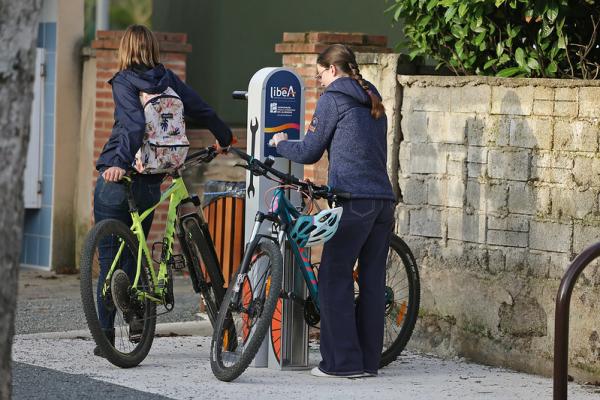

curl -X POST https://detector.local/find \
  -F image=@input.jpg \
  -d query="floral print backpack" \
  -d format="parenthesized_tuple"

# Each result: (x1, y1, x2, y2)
(134, 87, 189, 174)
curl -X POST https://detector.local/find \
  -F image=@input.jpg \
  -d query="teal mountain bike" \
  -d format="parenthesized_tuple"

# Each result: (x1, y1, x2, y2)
(80, 146, 227, 368)
(210, 148, 420, 381)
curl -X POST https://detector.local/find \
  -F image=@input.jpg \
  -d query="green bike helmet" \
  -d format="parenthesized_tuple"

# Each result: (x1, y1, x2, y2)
(290, 207, 343, 248)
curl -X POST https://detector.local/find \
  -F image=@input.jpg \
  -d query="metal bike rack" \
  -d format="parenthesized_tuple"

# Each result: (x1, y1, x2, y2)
(553, 241, 600, 399)
(237, 67, 309, 370)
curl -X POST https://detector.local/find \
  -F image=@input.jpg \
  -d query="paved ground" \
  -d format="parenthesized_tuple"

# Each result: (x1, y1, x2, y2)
(12, 332, 600, 400)
(12, 362, 172, 400)
(12, 268, 600, 399)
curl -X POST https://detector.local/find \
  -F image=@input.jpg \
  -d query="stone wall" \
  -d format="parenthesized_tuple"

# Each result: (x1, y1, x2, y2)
(390, 74, 600, 382)
(272, 35, 600, 380)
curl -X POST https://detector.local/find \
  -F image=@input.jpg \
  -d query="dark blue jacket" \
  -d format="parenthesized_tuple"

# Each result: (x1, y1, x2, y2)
(276, 77, 395, 201)
(96, 64, 232, 172)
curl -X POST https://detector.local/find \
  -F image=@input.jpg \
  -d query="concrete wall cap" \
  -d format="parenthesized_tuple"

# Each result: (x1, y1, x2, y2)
(398, 74, 600, 88)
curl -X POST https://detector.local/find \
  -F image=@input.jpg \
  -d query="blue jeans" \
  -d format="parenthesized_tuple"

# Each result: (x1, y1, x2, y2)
(93, 174, 162, 332)
(318, 198, 395, 376)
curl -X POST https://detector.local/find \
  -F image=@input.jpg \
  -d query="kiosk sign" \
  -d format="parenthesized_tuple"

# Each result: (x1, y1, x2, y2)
(264, 70, 302, 157)
(243, 67, 308, 370)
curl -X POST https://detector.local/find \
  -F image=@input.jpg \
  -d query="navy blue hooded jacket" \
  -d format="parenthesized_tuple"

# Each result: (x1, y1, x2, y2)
(276, 77, 395, 201)
(96, 64, 232, 172)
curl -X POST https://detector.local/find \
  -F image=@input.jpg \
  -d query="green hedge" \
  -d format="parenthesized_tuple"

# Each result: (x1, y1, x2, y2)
(386, 0, 600, 78)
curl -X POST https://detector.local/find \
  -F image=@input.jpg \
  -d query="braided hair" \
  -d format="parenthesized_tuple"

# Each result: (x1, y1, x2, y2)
(316, 44, 385, 119)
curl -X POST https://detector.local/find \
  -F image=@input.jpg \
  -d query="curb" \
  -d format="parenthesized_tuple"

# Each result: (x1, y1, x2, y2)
(16, 320, 213, 340)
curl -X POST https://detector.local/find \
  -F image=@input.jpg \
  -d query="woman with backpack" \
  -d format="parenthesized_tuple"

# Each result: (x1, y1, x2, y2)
(93, 24, 232, 356)
(270, 44, 396, 378)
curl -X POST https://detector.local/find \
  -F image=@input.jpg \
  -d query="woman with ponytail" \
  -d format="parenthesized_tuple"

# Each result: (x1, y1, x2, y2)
(271, 44, 396, 378)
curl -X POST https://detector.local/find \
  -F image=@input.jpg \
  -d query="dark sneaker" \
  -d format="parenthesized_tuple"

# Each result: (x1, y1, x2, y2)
(93, 345, 106, 357)
(93, 330, 115, 358)
(128, 314, 144, 343)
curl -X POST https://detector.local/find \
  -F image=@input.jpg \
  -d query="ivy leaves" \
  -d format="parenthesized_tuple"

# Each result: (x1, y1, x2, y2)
(386, 0, 598, 78)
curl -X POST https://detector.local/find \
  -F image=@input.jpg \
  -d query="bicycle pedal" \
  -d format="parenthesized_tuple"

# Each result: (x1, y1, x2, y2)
(129, 332, 143, 343)
(168, 254, 186, 270)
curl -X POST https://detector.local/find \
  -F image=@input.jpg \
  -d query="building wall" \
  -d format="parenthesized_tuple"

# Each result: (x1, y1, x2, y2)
(21, 0, 58, 269)
(52, 0, 84, 272)
(21, 0, 84, 271)
(388, 74, 600, 382)
(74, 50, 96, 269)
(151, 0, 405, 126)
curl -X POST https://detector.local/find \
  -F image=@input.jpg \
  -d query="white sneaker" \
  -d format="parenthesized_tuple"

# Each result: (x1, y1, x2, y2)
(361, 372, 377, 377)
(310, 367, 365, 378)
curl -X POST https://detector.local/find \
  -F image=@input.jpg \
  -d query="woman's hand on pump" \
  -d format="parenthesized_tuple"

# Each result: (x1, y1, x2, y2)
(269, 132, 288, 147)
(103, 166, 126, 182)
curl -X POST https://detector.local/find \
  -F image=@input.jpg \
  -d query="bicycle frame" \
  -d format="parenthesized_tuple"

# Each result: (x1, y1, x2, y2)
(254, 187, 322, 311)
(101, 176, 190, 304)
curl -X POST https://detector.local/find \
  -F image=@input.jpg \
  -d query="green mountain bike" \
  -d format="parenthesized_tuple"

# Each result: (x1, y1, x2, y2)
(80, 146, 226, 368)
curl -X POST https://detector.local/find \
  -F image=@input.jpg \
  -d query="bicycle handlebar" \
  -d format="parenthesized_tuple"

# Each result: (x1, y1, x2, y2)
(230, 147, 351, 200)
(232, 90, 248, 100)
(184, 145, 218, 165)
(114, 146, 218, 187)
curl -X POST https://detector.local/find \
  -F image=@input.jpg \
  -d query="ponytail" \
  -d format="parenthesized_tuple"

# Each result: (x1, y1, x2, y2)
(347, 62, 385, 119)
(317, 44, 385, 119)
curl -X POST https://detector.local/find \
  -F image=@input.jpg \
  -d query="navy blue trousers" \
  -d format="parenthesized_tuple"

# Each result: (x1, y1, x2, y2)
(318, 198, 395, 376)
(93, 174, 162, 332)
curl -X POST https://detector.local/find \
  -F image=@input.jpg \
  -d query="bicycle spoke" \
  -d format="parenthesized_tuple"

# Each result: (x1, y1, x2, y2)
(211, 239, 284, 381)
(377, 237, 420, 366)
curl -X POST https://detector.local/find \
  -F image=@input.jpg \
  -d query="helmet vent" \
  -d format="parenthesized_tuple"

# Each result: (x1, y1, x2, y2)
(298, 221, 311, 231)
(314, 229, 327, 237)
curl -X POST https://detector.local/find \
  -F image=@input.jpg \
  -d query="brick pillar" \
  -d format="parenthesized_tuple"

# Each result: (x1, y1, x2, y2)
(275, 32, 390, 262)
(275, 32, 390, 186)
(91, 31, 191, 246)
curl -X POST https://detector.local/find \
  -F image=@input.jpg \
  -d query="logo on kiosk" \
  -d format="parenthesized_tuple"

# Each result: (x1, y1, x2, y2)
(270, 85, 296, 99)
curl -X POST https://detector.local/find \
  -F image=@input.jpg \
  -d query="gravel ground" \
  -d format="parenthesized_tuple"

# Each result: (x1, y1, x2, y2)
(13, 268, 600, 399)
(16, 268, 204, 335)
(13, 335, 600, 400)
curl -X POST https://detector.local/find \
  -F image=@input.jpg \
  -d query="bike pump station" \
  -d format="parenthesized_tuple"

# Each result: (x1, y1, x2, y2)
(241, 67, 309, 370)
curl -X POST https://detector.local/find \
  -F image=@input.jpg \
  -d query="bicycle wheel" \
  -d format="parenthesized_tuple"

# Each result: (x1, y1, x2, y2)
(210, 239, 283, 382)
(80, 219, 157, 368)
(181, 217, 224, 326)
(378, 234, 420, 368)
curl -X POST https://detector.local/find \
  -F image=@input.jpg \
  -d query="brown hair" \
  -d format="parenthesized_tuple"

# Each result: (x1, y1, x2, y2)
(117, 25, 160, 71)
(316, 44, 385, 119)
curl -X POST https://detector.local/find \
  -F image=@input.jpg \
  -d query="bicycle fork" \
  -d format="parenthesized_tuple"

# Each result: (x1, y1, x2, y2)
(230, 213, 281, 307)
(230, 219, 263, 305)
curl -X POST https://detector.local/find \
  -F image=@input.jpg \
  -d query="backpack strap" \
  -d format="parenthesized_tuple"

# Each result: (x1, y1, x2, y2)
(139, 87, 181, 108)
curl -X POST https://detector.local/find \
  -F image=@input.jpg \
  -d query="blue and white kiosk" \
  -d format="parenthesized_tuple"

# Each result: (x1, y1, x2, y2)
(239, 67, 309, 370)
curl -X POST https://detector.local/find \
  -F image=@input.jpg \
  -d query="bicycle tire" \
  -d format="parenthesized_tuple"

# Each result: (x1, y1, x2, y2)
(80, 219, 157, 368)
(378, 234, 420, 368)
(181, 217, 224, 326)
(210, 239, 283, 382)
